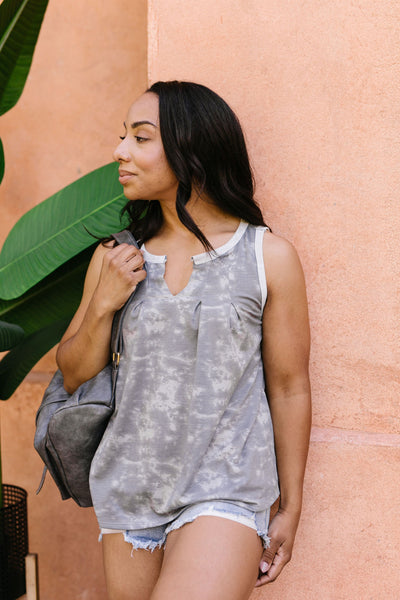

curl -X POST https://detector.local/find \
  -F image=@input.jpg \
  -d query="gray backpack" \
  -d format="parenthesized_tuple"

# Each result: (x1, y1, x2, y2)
(34, 230, 142, 507)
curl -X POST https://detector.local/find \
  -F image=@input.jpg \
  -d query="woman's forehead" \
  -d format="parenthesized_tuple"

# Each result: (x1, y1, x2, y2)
(126, 92, 159, 125)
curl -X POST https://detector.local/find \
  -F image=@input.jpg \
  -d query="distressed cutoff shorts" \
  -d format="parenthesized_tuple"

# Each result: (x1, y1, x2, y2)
(99, 500, 271, 552)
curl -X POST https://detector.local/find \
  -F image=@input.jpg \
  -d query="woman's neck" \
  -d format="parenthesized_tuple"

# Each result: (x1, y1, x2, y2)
(157, 192, 239, 239)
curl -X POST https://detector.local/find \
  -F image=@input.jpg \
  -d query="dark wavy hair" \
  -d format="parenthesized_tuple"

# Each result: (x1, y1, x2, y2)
(122, 80, 266, 248)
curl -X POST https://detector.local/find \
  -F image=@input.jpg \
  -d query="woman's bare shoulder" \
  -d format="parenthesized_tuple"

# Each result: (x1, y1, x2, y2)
(262, 230, 306, 292)
(262, 229, 299, 264)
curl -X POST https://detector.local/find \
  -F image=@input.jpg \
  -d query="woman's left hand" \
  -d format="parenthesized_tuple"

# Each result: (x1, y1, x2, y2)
(255, 508, 300, 587)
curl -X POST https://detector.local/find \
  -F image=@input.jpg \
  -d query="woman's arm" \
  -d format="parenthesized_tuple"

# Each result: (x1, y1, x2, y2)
(256, 232, 311, 587)
(56, 241, 146, 394)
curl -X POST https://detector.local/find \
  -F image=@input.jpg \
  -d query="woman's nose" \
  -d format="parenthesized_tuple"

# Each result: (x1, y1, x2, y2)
(113, 141, 130, 163)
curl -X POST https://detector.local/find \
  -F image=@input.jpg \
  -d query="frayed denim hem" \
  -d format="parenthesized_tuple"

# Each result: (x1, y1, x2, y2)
(98, 528, 166, 553)
(123, 533, 165, 555)
(98, 501, 271, 552)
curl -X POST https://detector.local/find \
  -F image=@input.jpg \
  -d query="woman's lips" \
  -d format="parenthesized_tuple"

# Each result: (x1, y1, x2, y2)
(118, 170, 136, 184)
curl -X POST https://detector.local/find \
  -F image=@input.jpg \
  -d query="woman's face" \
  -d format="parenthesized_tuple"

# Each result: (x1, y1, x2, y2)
(113, 92, 178, 202)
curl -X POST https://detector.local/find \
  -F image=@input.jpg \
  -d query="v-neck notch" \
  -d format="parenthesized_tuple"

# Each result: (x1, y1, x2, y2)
(141, 220, 248, 265)
(141, 220, 249, 297)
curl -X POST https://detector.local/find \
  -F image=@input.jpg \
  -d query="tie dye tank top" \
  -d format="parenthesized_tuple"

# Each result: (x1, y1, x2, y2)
(89, 221, 279, 529)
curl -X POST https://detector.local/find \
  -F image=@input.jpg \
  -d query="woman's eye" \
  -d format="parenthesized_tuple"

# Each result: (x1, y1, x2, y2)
(118, 134, 148, 142)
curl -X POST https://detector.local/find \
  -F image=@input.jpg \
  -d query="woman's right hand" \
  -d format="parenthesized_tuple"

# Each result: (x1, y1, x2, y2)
(56, 241, 146, 393)
(92, 242, 147, 315)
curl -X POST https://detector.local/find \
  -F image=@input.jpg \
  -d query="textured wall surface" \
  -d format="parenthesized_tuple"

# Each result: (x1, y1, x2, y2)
(0, 1, 147, 599)
(148, 1, 400, 598)
(1, 0, 400, 598)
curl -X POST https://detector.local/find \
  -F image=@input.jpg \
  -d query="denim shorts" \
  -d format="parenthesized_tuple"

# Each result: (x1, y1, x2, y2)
(100, 500, 271, 552)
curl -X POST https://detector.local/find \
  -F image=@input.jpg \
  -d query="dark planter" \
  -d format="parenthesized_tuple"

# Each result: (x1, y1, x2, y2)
(0, 485, 28, 600)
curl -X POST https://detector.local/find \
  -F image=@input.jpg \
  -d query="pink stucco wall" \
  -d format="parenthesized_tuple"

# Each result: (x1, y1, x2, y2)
(1, 1, 399, 598)
(147, 1, 400, 598)
(0, 1, 147, 598)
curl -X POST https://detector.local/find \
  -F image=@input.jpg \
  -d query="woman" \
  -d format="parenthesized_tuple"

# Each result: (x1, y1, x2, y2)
(57, 81, 311, 600)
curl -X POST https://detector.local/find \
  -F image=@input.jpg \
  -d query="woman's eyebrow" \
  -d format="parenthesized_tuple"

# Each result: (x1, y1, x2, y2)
(130, 120, 158, 129)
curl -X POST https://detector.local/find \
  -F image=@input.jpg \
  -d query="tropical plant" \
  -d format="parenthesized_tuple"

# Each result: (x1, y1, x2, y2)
(0, 0, 50, 183)
(0, 0, 50, 513)
(0, 4, 130, 596)
(0, 0, 127, 512)
(0, 1, 130, 389)
(0, 165, 129, 399)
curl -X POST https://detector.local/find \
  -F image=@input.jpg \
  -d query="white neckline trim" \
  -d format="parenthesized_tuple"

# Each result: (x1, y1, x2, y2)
(255, 226, 268, 310)
(141, 220, 249, 265)
(141, 247, 166, 263)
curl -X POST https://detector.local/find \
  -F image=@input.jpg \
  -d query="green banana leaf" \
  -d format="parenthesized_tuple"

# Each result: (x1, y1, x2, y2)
(0, 246, 94, 398)
(0, 0, 49, 115)
(0, 162, 129, 299)
(0, 245, 94, 334)
(0, 319, 69, 400)
(0, 139, 4, 184)
(0, 319, 24, 351)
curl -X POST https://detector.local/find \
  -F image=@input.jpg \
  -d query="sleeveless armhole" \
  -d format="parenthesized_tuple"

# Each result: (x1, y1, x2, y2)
(255, 227, 268, 312)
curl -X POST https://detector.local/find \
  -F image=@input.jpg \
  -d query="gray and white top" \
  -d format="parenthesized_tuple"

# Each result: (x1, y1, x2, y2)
(89, 221, 279, 529)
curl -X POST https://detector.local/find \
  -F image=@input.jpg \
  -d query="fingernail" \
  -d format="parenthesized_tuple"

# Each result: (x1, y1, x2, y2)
(260, 561, 269, 573)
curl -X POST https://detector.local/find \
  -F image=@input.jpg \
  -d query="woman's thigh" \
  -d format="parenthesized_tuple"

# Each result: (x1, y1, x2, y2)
(102, 532, 163, 600)
(151, 516, 263, 600)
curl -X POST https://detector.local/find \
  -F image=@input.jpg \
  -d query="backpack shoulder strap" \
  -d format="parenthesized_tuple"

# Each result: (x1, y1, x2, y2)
(111, 229, 140, 249)
(109, 230, 144, 359)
